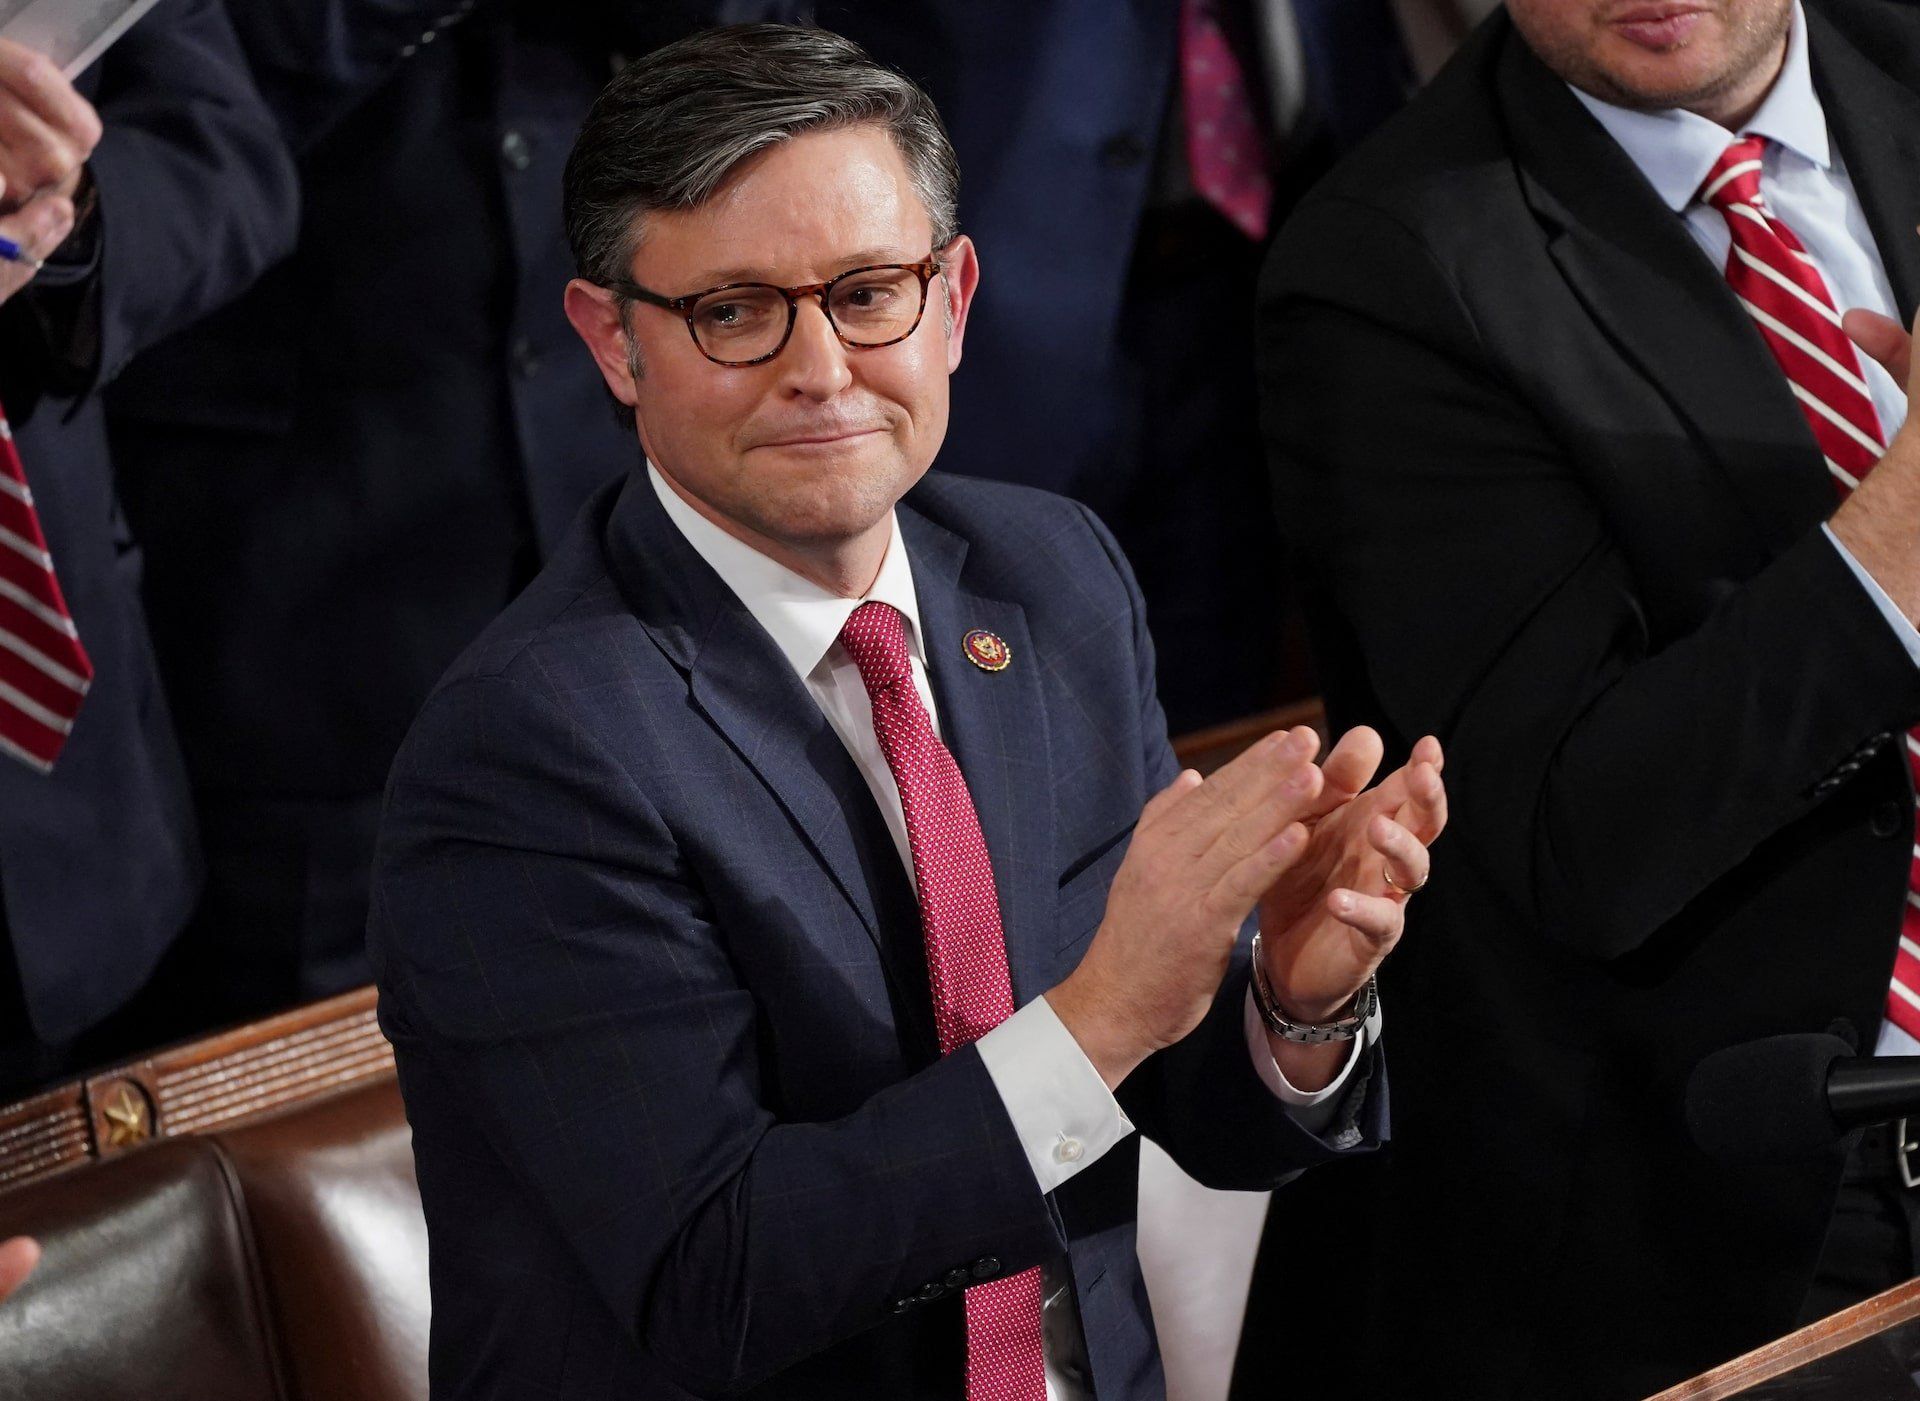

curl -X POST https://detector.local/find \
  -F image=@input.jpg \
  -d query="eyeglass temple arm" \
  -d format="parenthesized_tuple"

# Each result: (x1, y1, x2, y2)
(606, 279, 682, 311)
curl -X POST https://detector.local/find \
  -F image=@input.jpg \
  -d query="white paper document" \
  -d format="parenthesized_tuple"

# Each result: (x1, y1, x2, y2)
(0, 0, 167, 77)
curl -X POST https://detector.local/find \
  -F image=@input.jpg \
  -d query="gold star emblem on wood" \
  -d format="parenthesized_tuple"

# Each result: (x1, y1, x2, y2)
(101, 1084, 150, 1149)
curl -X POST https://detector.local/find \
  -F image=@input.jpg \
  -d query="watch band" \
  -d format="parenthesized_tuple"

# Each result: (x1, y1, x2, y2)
(1250, 930, 1378, 1044)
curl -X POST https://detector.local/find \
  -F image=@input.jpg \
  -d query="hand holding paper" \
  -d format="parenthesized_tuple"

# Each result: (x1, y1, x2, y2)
(0, 36, 95, 211)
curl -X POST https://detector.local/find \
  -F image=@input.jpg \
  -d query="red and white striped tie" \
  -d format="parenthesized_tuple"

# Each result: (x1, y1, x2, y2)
(0, 402, 91, 773)
(839, 602, 1046, 1401)
(1700, 136, 1920, 1038)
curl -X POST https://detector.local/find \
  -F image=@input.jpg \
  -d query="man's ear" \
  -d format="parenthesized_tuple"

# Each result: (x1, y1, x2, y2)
(938, 234, 981, 375)
(563, 279, 641, 410)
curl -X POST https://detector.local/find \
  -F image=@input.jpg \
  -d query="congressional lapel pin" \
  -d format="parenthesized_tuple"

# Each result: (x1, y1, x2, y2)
(962, 628, 1011, 673)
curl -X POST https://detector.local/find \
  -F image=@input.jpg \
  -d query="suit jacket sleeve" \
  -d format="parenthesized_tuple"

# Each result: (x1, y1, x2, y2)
(1071, 502, 1386, 1189)
(1261, 195, 1920, 962)
(49, 0, 301, 390)
(370, 672, 1065, 1395)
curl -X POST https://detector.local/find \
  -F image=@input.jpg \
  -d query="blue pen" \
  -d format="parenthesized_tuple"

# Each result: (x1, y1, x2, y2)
(0, 236, 42, 270)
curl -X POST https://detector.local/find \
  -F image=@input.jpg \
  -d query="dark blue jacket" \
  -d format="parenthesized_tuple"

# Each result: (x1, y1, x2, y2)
(370, 467, 1383, 1398)
(0, 0, 298, 1040)
(104, 0, 657, 798)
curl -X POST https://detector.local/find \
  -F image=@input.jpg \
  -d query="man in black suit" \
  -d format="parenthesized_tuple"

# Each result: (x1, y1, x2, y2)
(1257, 0, 1920, 1395)
(0, 5, 296, 1093)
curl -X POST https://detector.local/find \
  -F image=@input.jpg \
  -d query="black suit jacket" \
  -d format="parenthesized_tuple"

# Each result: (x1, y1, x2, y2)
(0, 0, 297, 1040)
(370, 469, 1382, 1398)
(1256, 3, 1920, 1396)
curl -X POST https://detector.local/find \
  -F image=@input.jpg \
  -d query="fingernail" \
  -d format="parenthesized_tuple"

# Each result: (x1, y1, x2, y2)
(1333, 892, 1354, 914)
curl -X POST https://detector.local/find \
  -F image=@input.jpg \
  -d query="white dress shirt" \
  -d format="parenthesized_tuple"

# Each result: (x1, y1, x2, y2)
(647, 465, 1362, 1397)
(1572, 3, 1920, 1059)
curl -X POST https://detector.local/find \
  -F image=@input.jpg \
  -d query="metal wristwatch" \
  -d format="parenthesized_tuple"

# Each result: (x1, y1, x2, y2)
(1250, 930, 1379, 1044)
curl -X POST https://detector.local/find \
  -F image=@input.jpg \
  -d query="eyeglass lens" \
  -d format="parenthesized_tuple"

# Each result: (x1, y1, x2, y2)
(689, 266, 926, 363)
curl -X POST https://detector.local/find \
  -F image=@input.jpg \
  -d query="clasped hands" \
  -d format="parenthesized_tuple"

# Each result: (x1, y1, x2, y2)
(1047, 725, 1446, 1094)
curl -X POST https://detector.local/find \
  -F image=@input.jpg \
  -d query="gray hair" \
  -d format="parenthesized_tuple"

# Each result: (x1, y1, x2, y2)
(563, 24, 960, 292)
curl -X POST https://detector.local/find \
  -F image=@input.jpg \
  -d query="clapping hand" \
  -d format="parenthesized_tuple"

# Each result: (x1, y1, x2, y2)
(1046, 724, 1446, 1094)
(1255, 729, 1446, 1029)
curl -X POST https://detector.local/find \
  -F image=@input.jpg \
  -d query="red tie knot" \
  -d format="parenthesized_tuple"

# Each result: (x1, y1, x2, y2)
(839, 600, 914, 690)
(1699, 135, 1768, 212)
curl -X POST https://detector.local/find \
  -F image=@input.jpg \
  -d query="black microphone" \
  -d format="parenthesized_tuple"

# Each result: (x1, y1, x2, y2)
(1686, 1034, 1920, 1162)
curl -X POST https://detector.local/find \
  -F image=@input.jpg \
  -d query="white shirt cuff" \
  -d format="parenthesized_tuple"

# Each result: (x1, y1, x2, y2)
(1825, 524, 1920, 667)
(1242, 987, 1369, 1138)
(975, 996, 1135, 1195)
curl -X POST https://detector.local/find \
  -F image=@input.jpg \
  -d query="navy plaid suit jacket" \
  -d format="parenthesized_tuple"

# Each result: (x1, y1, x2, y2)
(369, 466, 1384, 1399)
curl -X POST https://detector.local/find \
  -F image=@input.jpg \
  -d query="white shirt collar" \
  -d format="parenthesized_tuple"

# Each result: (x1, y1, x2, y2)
(646, 462, 927, 682)
(1569, 1, 1829, 213)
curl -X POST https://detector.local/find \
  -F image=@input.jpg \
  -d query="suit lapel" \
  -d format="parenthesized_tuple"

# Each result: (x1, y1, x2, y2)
(602, 473, 934, 1040)
(1497, 30, 1832, 557)
(899, 501, 1060, 1008)
(1809, 7, 1920, 322)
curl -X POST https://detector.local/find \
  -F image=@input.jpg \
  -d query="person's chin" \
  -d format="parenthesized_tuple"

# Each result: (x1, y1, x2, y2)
(1596, 33, 1742, 105)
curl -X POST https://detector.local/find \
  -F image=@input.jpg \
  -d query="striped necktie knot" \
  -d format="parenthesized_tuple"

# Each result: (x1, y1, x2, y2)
(1699, 135, 1769, 213)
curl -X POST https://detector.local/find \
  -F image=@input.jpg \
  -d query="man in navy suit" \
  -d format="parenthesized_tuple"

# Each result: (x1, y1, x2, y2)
(372, 25, 1446, 1398)
(0, 6, 297, 1093)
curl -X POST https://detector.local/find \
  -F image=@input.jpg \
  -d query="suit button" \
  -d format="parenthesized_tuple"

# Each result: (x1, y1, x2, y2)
(892, 1297, 913, 1313)
(1099, 133, 1148, 168)
(971, 1257, 1000, 1280)
(512, 336, 541, 378)
(1871, 800, 1906, 839)
(944, 1269, 969, 1289)
(500, 129, 532, 172)
(918, 1282, 945, 1300)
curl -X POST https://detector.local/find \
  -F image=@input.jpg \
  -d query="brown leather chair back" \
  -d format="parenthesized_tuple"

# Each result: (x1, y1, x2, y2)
(0, 1137, 288, 1401)
(219, 1080, 429, 1401)
(0, 991, 428, 1401)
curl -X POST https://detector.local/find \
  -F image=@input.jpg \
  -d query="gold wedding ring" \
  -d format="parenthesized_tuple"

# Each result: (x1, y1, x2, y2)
(1383, 864, 1428, 897)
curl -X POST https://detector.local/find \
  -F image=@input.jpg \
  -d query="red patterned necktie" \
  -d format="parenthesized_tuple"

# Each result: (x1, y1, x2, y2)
(1699, 136, 1920, 1038)
(838, 601, 1046, 1401)
(1179, 0, 1274, 241)
(0, 402, 91, 773)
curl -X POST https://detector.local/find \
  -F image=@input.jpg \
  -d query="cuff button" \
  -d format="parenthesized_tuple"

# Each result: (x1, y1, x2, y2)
(1053, 1136, 1084, 1164)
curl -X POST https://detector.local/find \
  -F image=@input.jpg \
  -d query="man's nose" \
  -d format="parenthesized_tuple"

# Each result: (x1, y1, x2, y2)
(778, 295, 854, 399)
